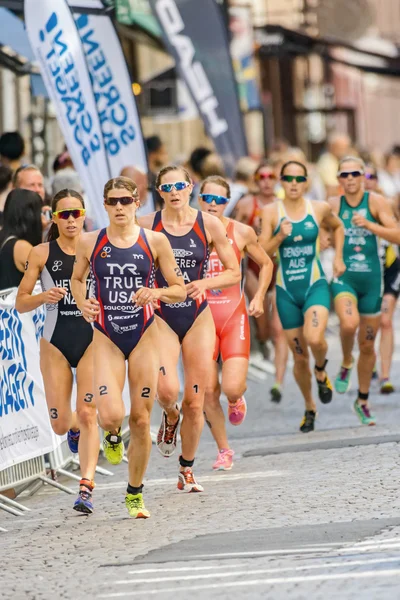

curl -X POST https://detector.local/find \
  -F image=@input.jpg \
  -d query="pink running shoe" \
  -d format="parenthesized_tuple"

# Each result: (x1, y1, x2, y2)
(212, 449, 234, 471)
(228, 396, 247, 426)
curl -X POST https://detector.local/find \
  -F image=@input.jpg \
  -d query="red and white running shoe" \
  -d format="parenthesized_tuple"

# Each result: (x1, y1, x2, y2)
(177, 468, 204, 492)
(157, 405, 180, 457)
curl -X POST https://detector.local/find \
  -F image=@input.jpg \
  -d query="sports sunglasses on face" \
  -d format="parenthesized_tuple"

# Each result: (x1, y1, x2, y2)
(365, 173, 378, 180)
(104, 196, 137, 206)
(255, 171, 276, 180)
(281, 175, 307, 183)
(158, 181, 190, 193)
(53, 208, 86, 219)
(199, 193, 229, 205)
(338, 170, 364, 178)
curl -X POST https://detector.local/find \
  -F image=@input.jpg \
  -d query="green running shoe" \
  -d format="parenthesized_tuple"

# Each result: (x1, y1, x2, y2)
(353, 400, 376, 426)
(334, 361, 354, 394)
(103, 428, 124, 465)
(125, 493, 150, 519)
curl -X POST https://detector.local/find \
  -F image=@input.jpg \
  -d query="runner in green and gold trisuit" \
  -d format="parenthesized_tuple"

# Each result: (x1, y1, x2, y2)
(329, 156, 400, 426)
(261, 160, 345, 433)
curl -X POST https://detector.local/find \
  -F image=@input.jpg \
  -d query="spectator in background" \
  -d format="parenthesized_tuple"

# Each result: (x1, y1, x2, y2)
(317, 133, 351, 196)
(0, 165, 13, 226)
(13, 164, 45, 201)
(0, 131, 25, 172)
(13, 164, 52, 233)
(378, 152, 400, 201)
(52, 165, 83, 197)
(120, 165, 152, 215)
(146, 135, 168, 210)
(224, 156, 257, 217)
(52, 150, 74, 173)
(0, 189, 43, 290)
(187, 146, 212, 183)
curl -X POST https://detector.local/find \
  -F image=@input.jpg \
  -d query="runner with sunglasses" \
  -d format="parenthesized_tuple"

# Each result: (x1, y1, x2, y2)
(199, 176, 272, 470)
(138, 166, 240, 492)
(365, 164, 400, 394)
(71, 176, 185, 518)
(260, 161, 346, 432)
(234, 161, 288, 402)
(16, 189, 98, 514)
(330, 157, 400, 424)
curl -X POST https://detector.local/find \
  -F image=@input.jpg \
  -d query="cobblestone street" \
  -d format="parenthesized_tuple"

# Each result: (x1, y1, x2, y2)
(2, 325, 400, 599)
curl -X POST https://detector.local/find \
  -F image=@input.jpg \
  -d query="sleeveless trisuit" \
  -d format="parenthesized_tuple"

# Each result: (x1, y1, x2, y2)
(206, 220, 250, 361)
(274, 199, 330, 330)
(40, 240, 93, 367)
(90, 228, 155, 359)
(331, 192, 383, 315)
(152, 210, 210, 342)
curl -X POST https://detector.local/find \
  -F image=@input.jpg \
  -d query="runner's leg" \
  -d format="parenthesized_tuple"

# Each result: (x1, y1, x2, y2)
(40, 338, 74, 435)
(335, 295, 360, 367)
(379, 294, 396, 381)
(127, 322, 159, 488)
(358, 315, 380, 396)
(93, 329, 126, 464)
(180, 308, 215, 462)
(270, 290, 288, 386)
(284, 328, 315, 412)
(156, 315, 181, 426)
(75, 343, 99, 482)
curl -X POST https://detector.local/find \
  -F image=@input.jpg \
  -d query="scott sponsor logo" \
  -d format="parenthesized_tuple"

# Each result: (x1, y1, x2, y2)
(155, 0, 228, 138)
(173, 248, 193, 258)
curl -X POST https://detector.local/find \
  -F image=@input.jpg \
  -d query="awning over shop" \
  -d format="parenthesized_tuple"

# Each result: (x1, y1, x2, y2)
(255, 25, 400, 77)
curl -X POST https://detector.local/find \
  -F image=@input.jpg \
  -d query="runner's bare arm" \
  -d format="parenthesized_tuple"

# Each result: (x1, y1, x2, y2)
(353, 194, 400, 243)
(201, 213, 241, 291)
(243, 225, 274, 317)
(258, 204, 288, 255)
(140, 232, 186, 305)
(71, 232, 100, 322)
(15, 244, 65, 313)
(318, 201, 346, 277)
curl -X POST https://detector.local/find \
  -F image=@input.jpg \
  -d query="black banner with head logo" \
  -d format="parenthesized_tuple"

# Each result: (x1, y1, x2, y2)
(148, 0, 248, 177)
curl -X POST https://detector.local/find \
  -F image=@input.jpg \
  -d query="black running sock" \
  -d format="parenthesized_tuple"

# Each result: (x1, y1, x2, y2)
(358, 390, 369, 402)
(179, 455, 194, 468)
(127, 484, 143, 495)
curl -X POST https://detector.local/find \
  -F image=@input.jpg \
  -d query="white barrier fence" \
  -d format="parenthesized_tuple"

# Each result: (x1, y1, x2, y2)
(0, 287, 115, 528)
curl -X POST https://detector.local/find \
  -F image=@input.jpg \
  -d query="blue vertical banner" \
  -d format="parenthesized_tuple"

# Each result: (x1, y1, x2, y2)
(148, 0, 248, 177)
(25, 0, 111, 227)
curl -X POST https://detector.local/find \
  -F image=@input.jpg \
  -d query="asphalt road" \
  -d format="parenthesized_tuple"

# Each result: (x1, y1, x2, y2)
(1, 316, 400, 599)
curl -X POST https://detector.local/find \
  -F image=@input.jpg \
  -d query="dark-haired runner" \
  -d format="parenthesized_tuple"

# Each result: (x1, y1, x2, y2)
(16, 189, 98, 514)
(260, 161, 345, 432)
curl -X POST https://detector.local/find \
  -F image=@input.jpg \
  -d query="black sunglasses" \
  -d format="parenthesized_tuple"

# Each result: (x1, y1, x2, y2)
(104, 196, 137, 206)
(338, 171, 364, 179)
